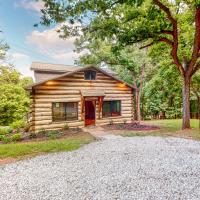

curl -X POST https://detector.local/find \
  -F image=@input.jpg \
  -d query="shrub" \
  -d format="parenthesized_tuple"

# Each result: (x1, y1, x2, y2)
(63, 123, 69, 130)
(2, 136, 12, 144)
(123, 119, 127, 124)
(0, 127, 12, 135)
(37, 128, 47, 136)
(11, 133, 23, 142)
(24, 123, 31, 132)
(109, 120, 114, 125)
(11, 120, 25, 130)
(29, 132, 37, 139)
(46, 130, 61, 139)
(0, 135, 5, 141)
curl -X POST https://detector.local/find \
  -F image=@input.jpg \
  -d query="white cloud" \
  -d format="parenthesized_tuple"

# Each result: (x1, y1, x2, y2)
(26, 25, 84, 64)
(10, 52, 30, 60)
(15, 0, 44, 15)
(52, 51, 80, 61)
(27, 28, 76, 51)
(5, 52, 33, 78)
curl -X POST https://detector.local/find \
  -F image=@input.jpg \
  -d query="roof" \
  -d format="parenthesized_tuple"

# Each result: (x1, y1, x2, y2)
(31, 62, 82, 72)
(27, 65, 135, 90)
(81, 90, 105, 97)
(101, 67, 117, 76)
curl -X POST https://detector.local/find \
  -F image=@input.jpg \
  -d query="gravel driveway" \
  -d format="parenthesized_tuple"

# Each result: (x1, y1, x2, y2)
(1, 136, 200, 200)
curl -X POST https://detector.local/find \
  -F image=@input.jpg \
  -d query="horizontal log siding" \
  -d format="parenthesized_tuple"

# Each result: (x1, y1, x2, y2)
(31, 70, 134, 131)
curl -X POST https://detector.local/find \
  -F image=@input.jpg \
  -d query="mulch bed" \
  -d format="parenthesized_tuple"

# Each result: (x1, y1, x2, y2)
(103, 123, 160, 131)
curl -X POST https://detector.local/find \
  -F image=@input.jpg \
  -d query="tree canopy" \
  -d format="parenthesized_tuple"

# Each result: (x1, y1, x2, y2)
(0, 65, 33, 125)
(40, 0, 200, 128)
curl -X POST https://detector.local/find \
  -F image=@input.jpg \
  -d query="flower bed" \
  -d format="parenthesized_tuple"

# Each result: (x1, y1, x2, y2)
(103, 122, 160, 131)
(0, 124, 84, 144)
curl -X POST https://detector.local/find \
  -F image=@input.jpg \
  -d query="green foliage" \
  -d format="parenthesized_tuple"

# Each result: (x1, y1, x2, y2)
(63, 123, 69, 130)
(24, 123, 31, 132)
(40, 0, 200, 122)
(0, 41, 9, 60)
(45, 130, 61, 139)
(2, 136, 12, 144)
(10, 120, 25, 130)
(0, 65, 33, 126)
(0, 135, 5, 141)
(0, 127, 12, 135)
(11, 133, 22, 142)
(37, 128, 47, 136)
(0, 134, 95, 159)
(29, 132, 37, 139)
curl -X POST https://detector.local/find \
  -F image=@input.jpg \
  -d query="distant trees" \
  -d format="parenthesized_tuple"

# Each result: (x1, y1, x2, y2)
(0, 65, 33, 125)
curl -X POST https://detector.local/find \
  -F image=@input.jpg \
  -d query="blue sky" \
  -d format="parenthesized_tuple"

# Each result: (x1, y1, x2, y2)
(0, 0, 79, 78)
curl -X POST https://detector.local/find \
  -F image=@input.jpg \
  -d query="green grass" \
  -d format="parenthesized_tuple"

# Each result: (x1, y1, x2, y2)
(0, 134, 95, 160)
(121, 119, 200, 139)
(145, 119, 199, 131)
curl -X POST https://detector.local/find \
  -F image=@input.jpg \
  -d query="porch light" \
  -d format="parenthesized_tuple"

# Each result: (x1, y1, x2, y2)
(118, 83, 126, 88)
(46, 81, 54, 85)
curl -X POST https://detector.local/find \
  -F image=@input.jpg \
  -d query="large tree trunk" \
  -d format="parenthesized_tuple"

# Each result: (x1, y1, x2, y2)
(182, 76, 191, 129)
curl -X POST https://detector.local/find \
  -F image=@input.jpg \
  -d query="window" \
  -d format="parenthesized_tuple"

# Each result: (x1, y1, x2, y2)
(52, 102, 78, 122)
(84, 70, 96, 80)
(102, 100, 121, 117)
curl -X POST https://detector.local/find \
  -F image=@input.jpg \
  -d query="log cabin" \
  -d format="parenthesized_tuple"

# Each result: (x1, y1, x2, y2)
(28, 62, 135, 131)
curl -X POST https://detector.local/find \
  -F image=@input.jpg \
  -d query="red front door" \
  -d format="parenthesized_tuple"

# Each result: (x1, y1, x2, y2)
(85, 101, 96, 126)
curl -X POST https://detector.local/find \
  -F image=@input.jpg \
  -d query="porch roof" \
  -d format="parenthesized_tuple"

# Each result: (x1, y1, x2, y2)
(81, 90, 105, 97)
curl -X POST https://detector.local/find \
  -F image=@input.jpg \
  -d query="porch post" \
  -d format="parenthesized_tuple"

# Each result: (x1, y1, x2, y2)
(81, 96, 85, 121)
(98, 96, 104, 119)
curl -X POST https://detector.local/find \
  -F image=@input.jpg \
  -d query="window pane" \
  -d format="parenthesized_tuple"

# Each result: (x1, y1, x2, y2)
(52, 102, 78, 122)
(103, 101, 111, 117)
(103, 101, 121, 117)
(111, 101, 121, 116)
(65, 102, 78, 120)
(84, 70, 96, 80)
(52, 103, 65, 121)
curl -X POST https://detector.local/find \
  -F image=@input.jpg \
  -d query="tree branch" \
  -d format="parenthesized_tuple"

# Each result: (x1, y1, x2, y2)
(192, 63, 200, 76)
(140, 37, 173, 49)
(189, 7, 200, 75)
(158, 37, 173, 46)
(160, 30, 173, 35)
(140, 42, 154, 49)
(153, 0, 184, 76)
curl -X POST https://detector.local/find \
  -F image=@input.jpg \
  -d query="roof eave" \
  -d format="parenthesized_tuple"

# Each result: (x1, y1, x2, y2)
(27, 65, 136, 90)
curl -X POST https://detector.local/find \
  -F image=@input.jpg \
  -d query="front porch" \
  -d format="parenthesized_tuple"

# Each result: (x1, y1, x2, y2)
(80, 90, 105, 126)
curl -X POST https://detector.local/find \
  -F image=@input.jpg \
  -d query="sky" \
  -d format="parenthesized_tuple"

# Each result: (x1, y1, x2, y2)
(0, 0, 81, 78)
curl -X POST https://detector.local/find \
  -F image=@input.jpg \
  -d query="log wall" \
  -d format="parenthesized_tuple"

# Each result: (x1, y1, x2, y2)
(30, 69, 134, 131)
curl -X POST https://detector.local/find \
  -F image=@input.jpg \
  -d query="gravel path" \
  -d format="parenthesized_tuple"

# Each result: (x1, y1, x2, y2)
(1, 136, 200, 200)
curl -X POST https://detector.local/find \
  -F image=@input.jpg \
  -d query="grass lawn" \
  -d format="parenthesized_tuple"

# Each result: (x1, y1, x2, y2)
(0, 133, 95, 163)
(119, 119, 200, 139)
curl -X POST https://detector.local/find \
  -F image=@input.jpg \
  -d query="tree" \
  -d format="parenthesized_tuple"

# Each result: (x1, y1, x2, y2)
(0, 66, 33, 125)
(142, 59, 182, 119)
(76, 39, 147, 122)
(0, 41, 9, 61)
(40, 0, 200, 129)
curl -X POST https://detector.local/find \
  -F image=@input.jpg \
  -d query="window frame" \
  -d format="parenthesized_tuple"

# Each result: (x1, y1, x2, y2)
(102, 100, 121, 118)
(84, 70, 97, 80)
(52, 102, 78, 122)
